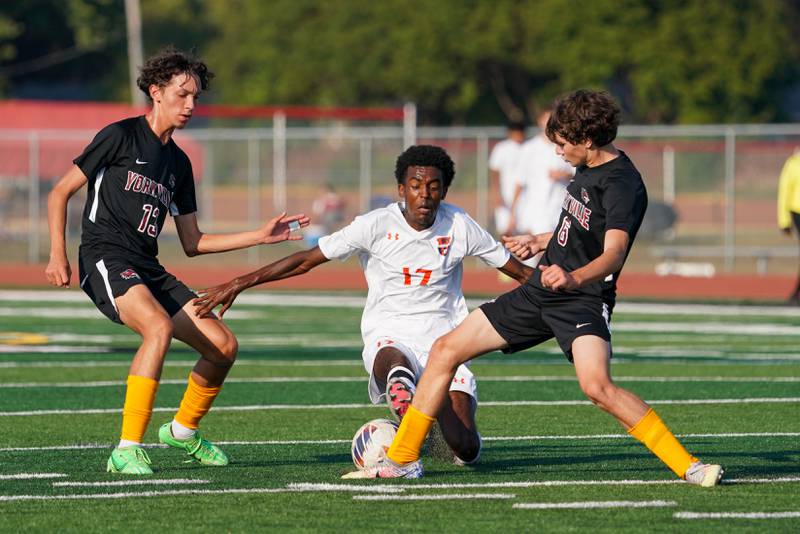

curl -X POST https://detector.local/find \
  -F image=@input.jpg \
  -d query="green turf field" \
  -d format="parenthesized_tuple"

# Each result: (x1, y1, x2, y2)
(1, 290, 799, 532)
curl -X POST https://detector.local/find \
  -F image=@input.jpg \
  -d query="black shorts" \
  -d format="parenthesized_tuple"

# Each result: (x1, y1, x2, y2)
(78, 247, 196, 324)
(480, 284, 612, 362)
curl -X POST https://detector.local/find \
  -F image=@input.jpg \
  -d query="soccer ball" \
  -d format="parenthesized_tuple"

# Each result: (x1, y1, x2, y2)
(351, 418, 399, 470)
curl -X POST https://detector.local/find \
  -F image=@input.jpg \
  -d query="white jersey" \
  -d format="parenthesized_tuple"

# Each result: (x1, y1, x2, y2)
(515, 135, 574, 234)
(489, 138, 524, 207)
(318, 202, 510, 347)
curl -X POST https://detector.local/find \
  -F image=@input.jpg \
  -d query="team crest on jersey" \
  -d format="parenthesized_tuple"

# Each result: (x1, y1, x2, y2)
(169, 174, 176, 188)
(581, 188, 590, 204)
(119, 269, 140, 280)
(436, 236, 451, 256)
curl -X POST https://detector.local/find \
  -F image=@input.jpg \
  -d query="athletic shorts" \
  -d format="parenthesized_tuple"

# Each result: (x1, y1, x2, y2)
(362, 336, 477, 404)
(78, 247, 196, 324)
(480, 284, 611, 362)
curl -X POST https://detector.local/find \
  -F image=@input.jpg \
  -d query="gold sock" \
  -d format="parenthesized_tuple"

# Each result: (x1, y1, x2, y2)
(387, 405, 435, 464)
(174, 374, 222, 430)
(120, 375, 159, 443)
(628, 408, 698, 479)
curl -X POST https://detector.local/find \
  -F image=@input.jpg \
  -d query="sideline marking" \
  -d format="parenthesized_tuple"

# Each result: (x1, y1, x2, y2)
(675, 511, 800, 519)
(514, 500, 676, 509)
(3, 375, 799, 389)
(53, 479, 209, 487)
(4, 438, 798, 454)
(354, 493, 516, 501)
(0, 473, 67, 480)
(2, 398, 799, 417)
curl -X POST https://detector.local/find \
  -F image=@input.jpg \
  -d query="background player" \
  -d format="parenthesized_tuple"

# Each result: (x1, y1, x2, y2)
(45, 47, 309, 475)
(489, 120, 526, 236)
(352, 90, 724, 487)
(194, 145, 533, 464)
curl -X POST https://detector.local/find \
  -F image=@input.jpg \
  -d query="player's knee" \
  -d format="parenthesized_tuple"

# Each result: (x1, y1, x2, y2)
(429, 336, 462, 372)
(142, 316, 174, 346)
(216, 332, 238, 363)
(579, 380, 615, 408)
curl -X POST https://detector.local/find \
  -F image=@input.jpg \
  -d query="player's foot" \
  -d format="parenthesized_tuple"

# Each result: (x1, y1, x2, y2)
(341, 459, 423, 479)
(158, 423, 229, 466)
(386, 376, 415, 421)
(685, 461, 724, 487)
(106, 445, 153, 475)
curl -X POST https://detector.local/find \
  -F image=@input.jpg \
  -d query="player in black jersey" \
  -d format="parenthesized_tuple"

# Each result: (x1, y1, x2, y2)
(45, 48, 309, 475)
(351, 89, 723, 487)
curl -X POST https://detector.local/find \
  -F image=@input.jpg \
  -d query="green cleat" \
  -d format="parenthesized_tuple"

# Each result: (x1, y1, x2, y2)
(106, 445, 153, 475)
(158, 423, 229, 466)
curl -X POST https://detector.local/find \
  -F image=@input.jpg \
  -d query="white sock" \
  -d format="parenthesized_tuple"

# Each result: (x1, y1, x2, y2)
(118, 439, 141, 448)
(170, 419, 197, 440)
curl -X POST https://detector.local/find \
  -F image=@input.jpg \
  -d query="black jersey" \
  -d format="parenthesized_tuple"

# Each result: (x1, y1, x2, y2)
(74, 116, 197, 259)
(530, 150, 647, 305)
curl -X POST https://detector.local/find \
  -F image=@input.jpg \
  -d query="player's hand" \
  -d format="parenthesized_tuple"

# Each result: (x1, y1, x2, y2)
(258, 212, 311, 244)
(45, 255, 72, 288)
(194, 280, 243, 318)
(501, 233, 537, 260)
(538, 264, 578, 291)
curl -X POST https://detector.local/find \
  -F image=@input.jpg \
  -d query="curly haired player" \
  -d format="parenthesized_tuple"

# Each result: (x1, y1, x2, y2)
(45, 47, 309, 475)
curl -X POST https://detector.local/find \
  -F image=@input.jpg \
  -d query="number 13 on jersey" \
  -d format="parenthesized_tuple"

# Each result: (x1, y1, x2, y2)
(403, 267, 432, 286)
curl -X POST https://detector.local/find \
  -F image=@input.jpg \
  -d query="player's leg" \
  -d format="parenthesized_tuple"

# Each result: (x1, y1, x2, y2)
(437, 391, 481, 465)
(107, 284, 175, 474)
(571, 335, 722, 486)
(372, 345, 417, 421)
(387, 308, 506, 465)
(156, 301, 237, 465)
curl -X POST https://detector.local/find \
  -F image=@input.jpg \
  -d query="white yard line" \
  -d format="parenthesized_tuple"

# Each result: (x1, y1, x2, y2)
(0, 473, 67, 480)
(354, 493, 516, 501)
(2, 435, 799, 454)
(3, 374, 799, 389)
(53, 479, 210, 487)
(675, 511, 800, 519)
(2, 397, 799, 417)
(513, 500, 676, 509)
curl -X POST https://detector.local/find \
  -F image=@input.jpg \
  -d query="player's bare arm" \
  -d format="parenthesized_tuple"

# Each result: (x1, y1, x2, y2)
(194, 246, 329, 317)
(497, 257, 534, 284)
(174, 211, 310, 256)
(539, 229, 629, 291)
(501, 231, 552, 260)
(45, 165, 88, 288)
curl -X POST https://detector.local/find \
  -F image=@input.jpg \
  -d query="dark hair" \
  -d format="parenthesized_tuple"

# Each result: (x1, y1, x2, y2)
(507, 120, 527, 132)
(394, 145, 455, 189)
(545, 89, 620, 147)
(136, 47, 214, 100)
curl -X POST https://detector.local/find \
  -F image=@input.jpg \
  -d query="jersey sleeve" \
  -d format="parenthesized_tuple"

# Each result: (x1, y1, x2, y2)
(488, 143, 503, 171)
(462, 212, 510, 268)
(603, 173, 643, 233)
(73, 123, 126, 181)
(318, 213, 374, 260)
(170, 152, 198, 216)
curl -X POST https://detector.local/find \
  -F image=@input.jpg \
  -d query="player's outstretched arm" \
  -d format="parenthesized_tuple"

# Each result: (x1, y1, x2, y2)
(193, 246, 329, 317)
(497, 256, 535, 284)
(174, 211, 310, 257)
(45, 165, 88, 288)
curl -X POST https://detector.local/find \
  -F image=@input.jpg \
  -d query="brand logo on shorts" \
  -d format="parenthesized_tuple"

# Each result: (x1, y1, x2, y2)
(436, 236, 451, 256)
(119, 269, 140, 280)
(581, 188, 590, 204)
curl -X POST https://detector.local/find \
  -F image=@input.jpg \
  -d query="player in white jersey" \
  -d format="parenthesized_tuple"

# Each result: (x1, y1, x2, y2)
(194, 145, 533, 464)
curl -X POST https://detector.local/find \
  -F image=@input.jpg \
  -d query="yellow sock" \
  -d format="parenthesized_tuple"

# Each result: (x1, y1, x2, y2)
(120, 375, 159, 443)
(174, 374, 222, 430)
(386, 405, 435, 464)
(627, 408, 698, 479)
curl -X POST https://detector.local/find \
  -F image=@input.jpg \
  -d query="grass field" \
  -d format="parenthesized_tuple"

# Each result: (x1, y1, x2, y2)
(1, 290, 799, 532)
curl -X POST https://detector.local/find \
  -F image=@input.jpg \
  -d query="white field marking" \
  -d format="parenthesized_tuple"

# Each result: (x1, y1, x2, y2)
(53, 479, 209, 487)
(3, 397, 799, 417)
(675, 511, 800, 520)
(0, 307, 259, 320)
(0, 473, 67, 480)
(3, 435, 800, 454)
(613, 322, 800, 336)
(354, 493, 516, 501)
(0, 359, 362, 369)
(0, 484, 406, 502)
(5, 374, 800, 389)
(296, 477, 800, 492)
(5, 290, 800, 318)
(513, 500, 676, 510)
(0, 346, 110, 354)
(284, 483, 403, 493)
